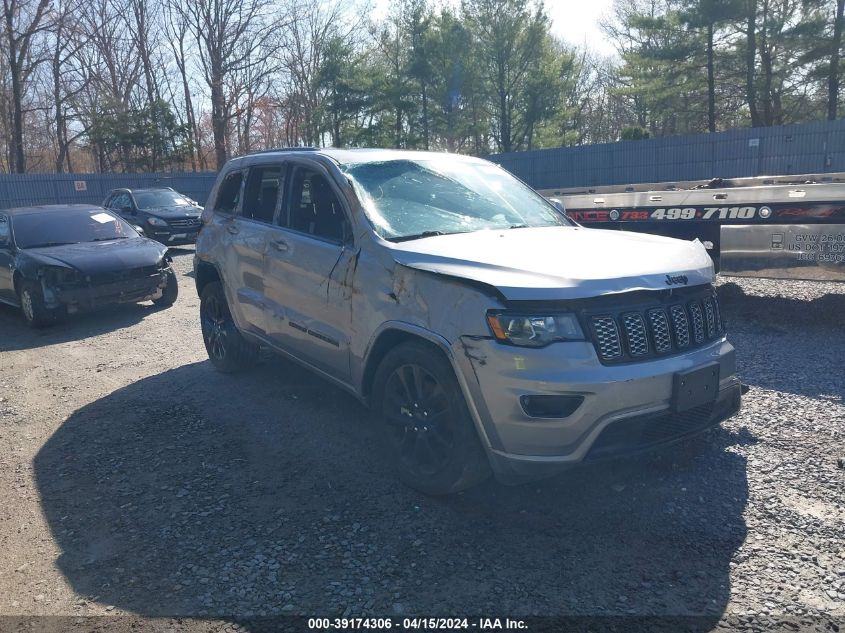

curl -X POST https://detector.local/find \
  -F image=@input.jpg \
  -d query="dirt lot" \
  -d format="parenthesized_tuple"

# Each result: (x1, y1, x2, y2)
(0, 248, 843, 632)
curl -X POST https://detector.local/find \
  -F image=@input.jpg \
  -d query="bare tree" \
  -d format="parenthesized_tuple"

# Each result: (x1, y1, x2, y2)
(75, 0, 146, 170)
(39, 0, 91, 171)
(229, 51, 275, 154)
(2, 0, 51, 172)
(174, 0, 280, 168)
(163, 0, 202, 169)
(129, 0, 165, 168)
(276, 0, 366, 147)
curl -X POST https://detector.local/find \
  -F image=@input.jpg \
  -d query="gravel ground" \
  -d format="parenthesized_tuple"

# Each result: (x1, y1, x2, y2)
(0, 249, 843, 632)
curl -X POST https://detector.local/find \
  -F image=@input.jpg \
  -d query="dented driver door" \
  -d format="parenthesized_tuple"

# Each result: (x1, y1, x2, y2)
(262, 164, 355, 382)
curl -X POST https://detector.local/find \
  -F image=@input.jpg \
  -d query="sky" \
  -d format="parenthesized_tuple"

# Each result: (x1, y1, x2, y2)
(373, 0, 617, 56)
(545, 0, 616, 55)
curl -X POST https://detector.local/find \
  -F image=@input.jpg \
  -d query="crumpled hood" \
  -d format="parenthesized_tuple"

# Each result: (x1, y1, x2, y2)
(388, 226, 714, 300)
(24, 238, 167, 276)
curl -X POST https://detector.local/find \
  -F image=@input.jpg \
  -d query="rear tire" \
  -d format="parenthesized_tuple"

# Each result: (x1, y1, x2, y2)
(19, 280, 61, 328)
(153, 269, 179, 307)
(372, 341, 491, 495)
(200, 281, 258, 372)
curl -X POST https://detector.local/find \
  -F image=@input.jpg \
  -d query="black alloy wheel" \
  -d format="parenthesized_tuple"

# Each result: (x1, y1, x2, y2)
(382, 362, 456, 477)
(373, 341, 490, 495)
(199, 281, 258, 372)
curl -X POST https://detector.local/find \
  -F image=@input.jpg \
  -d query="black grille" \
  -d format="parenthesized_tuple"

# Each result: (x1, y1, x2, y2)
(670, 305, 690, 348)
(591, 316, 622, 360)
(689, 301, 705, 343)
(703, 297, 717, 337)
(712, 295, 723, 332)
(647, 309, 672, 354)
(588, 291, 724, 364)
(586, 404, 715, 460)
(621, 313, 649, 356)
(585, 384, 742, 461)
(168, 217, 201, 228)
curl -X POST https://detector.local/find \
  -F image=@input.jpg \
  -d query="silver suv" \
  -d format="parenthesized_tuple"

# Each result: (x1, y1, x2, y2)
(194, 148, 741, 494)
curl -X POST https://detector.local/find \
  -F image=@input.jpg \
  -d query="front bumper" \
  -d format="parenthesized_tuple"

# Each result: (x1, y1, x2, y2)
(45, 272, 167, 310)
(453, 336, 740, 483)
(147, 227, 200, 245)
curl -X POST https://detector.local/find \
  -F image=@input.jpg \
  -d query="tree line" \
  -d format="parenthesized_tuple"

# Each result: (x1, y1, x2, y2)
(0, 0, 842, 173)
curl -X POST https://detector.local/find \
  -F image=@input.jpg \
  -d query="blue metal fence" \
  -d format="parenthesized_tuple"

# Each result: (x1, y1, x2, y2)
(0, 172, 218, 210)
(490, 118, 845, 189)
(0, 119, 843, 207)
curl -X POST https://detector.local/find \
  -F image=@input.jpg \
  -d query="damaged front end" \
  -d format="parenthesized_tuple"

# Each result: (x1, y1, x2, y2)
(37, 260, 171, 313)
(368, 232, 738, 485)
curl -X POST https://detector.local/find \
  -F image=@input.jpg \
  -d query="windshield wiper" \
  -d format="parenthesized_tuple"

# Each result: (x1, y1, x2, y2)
(389, 230, 456, 243)
(25, 241, 80, 248)
(508, 224, 529, 229)
(92, 236, 129, 241)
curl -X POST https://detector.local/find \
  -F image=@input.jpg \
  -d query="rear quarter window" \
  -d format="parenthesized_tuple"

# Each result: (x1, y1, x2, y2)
(0, 215, 9, 243)
(214, 171, 244, 214)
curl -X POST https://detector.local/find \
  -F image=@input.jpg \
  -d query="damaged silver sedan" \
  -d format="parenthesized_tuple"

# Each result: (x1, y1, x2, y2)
(194, 149, 741, 495)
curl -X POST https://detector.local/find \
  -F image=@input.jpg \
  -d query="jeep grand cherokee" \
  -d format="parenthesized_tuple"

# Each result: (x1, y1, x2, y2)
(193, 148, 741, 495)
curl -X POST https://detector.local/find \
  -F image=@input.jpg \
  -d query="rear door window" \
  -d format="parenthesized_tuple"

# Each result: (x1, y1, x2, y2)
(242, 165, 285, 224)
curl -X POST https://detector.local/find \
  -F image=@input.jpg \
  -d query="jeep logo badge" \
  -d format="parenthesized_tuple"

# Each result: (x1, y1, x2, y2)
(665, 274, 688, 286)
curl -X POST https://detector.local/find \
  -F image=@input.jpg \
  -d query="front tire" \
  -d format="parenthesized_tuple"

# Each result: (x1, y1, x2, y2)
(372, 341, 491, 495)
(200, 281, 258, 372)
(153, 269, 179, 307)
(19, 280, 61, 328)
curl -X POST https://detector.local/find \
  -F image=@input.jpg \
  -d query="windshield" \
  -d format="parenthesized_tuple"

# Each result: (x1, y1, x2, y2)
(342, 158, 571, 241)
(13, 208, 137, 249)
(134, 191, 192, 209)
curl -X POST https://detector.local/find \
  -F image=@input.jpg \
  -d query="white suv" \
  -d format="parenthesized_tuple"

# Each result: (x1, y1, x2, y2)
(194, 148, 741, 494)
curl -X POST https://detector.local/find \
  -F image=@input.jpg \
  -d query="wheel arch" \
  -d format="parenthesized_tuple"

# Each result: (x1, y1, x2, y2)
(361, 323, 500, 455)
(12, 270, 23, 296)
(194, 260, 221, 297)
(361, 323, 457, 404)
(362, 322, 495, 493)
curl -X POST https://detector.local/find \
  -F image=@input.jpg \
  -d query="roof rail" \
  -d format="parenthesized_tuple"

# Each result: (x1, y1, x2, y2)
(253, 147, 319, 154)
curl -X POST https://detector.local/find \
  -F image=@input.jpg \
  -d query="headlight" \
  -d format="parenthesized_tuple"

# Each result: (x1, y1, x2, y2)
(39, 266, 78, 284)
(486, 312, 584, 347)
(147, 216, 168, 227)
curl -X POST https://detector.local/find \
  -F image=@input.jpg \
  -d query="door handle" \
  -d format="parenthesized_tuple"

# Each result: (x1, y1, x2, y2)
(270, 238, 289, 252)
(226, 224, 239, 235)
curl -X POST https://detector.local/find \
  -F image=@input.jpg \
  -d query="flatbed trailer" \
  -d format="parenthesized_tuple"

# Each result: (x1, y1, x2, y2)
(539, 173, 845, 282)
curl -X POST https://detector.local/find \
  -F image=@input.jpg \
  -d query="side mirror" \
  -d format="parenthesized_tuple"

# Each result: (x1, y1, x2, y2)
(132, 225, 146, 237)
(549, 198, 567, 215)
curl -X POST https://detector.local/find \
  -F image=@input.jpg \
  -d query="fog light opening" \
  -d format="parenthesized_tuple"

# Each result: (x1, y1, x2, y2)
(520, 395, 584, 419)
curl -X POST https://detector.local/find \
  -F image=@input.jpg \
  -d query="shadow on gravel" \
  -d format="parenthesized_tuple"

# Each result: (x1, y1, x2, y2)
(0, 301, 158, 352)
(34, 358, 749, 627)
(718, 282, 845, 400)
